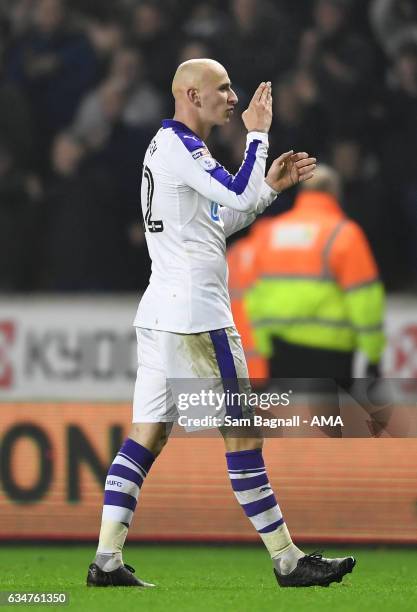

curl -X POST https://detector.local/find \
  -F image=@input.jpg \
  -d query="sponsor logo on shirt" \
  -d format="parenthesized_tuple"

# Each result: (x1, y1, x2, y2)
(210, 202, 220, 221)
(192, 147, 210, 160)
(200, 157, 217, 171)
(148, 139, 157, 156)
(192, 147, 217, 170)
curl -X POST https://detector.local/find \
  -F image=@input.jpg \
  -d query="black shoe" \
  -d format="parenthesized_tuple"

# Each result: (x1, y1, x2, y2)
(86, 563, 155, 587)
(274, 551, 356, 588)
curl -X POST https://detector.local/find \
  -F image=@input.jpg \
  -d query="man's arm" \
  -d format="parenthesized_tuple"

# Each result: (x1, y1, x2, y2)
(166, 130, 270, 214)
(220, 150, 317, 237)
(329, 221, 386, 364)
(220, 181, 278, 237)
(164, 81, 273, 214)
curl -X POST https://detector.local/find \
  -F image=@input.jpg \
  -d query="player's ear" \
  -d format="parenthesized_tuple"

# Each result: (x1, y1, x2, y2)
(187, 88, 201, 107)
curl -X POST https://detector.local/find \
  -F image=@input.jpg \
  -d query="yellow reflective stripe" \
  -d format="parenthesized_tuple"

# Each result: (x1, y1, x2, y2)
(253, 317, 383, 332)
(258, 275, 381, 288)
(260, 273, 327, 280)
(321, 219, 348, 278)
(354, 323, 383, 332)
(253, 317, 349, 328)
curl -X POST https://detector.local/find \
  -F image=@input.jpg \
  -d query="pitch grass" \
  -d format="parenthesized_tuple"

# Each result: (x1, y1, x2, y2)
(1, 546, 417, 612)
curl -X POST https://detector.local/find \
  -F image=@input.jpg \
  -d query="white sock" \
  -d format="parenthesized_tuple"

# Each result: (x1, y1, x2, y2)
(226, 449, 305, 575)
(94, 439, 155, 572)
(95, 551, 123, 572)
(272, 543, 305, 575)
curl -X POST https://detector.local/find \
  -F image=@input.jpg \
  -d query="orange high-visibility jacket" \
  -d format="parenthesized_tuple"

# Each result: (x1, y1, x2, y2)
(245, 191, 385, 363)
(227, 235, 269, 382)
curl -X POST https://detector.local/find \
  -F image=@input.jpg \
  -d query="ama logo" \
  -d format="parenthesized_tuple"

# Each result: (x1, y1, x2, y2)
(210, 202, 220, 221)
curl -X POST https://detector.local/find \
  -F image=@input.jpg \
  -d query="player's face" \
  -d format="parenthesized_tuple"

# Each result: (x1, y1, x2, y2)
(199, 68, 238, 126)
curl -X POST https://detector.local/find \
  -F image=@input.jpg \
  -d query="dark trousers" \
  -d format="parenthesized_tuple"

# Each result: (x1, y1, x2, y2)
(269, 337, 354, 392)
(268, 338, 354, 437)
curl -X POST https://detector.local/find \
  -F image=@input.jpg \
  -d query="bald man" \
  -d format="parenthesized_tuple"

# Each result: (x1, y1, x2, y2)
(87, 60, 355, 589)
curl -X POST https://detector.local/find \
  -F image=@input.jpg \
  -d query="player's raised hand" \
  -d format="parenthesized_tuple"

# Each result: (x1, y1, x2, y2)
(265, 151, 316, 192)
(242, 81, 272, 134)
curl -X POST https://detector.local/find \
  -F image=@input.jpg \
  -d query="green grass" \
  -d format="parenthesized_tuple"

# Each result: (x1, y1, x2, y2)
(1, 546, 417, 611)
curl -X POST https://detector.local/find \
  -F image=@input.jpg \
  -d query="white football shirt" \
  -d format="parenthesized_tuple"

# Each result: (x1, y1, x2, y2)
(134, 119, 278, 333)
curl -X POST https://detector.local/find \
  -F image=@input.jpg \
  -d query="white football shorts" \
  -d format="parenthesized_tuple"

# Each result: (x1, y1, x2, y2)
(132, 326, 252, 424)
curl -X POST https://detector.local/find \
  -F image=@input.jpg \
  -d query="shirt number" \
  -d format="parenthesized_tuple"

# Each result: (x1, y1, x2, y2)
(143, 165, 164, 233)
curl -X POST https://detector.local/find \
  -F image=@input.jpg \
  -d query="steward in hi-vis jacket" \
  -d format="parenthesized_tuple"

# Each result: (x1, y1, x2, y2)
(245, 164, 385, 382)
(227, 234, 269, 384)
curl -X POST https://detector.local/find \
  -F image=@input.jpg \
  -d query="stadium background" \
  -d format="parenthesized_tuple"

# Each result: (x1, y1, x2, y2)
(1, 0, 417, 548)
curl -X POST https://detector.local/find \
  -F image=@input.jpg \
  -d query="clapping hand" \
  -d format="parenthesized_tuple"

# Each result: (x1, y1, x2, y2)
(242, 82, 273, 134)
(266, 151, 316, 193)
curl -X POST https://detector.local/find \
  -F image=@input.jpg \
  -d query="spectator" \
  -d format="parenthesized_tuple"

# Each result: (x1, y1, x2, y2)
(5, 0, 98, 172)
(70, 77, 127, 150)
(0, 0, 415, 294)
(85, 16, 125, 79)
(258, 70, 326, 216)
(129, 1, 177, 90)
(220, 0, 295, 97)
(0, 0, 34, 39)
(370, 0, 417, 58)
(0, 142, 42, 290)
(111, 46, 164, 128)
(0, 65, 36, 171)
(298, 0, 376, 134)
(177, 39, 212, 64)
(70, 71, 153, 289)
(329, 137, 387, 278)
(383, 42, 417, 164)
(42, 132, 130, 290)
(379, 42, 417, 286)
(182, 1, 226, 42)
(70, 0, 126, 23)
(71, 45, 164, 149)
(270, 70, 327, 166)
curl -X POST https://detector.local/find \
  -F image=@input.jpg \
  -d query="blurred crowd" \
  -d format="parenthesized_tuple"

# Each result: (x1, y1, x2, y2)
(0, 0, 416, 292)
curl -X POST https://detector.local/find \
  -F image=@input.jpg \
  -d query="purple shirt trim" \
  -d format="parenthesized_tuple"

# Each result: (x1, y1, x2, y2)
(162, 119, 204, 152)
(163, 118, 261, 195)
(208, 140, 261, 194)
